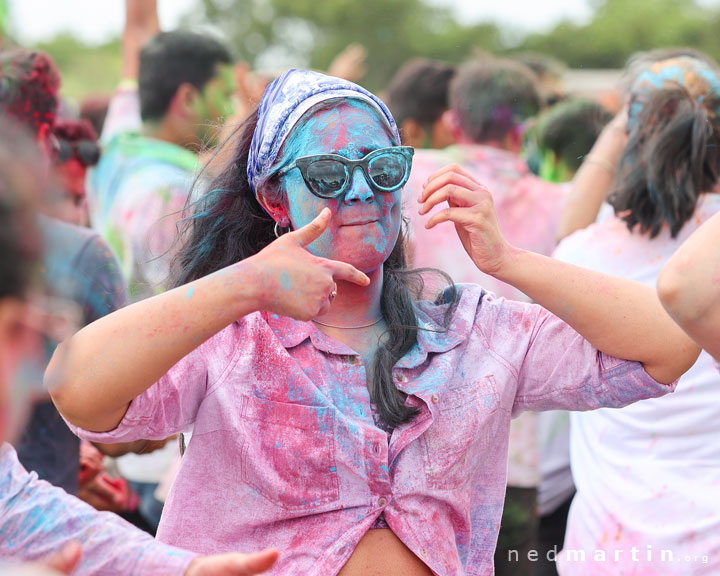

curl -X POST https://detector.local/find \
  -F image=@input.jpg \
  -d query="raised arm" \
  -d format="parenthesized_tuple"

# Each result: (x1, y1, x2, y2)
(419, 164, 700, 385)
(47, 209, 369, 432)
(657, 210, 720, 360)
(555, 106, 627, 242)
(122, 0, 160, 81)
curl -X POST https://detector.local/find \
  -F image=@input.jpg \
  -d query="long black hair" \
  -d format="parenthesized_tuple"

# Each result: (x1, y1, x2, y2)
(173, 106, 457, 428)
(609, 85, 720, 238)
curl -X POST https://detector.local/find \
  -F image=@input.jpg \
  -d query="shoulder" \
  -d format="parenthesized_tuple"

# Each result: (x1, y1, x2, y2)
(416, 283, 537, 340)
(552, 216, 628, 265)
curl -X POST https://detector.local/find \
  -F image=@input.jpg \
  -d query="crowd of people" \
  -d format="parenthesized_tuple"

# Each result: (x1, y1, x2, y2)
(0, 1, 719, 575)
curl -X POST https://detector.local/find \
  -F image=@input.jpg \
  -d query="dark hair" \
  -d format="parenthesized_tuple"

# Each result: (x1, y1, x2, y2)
(53, 118, 98, 143)
(449, 58, 541, 143)
(79, 95, 111, 136)
(0, 50, 60, 136)
(536, 99, 613, 173)
(386, 59, 456, 128)
(139, 31, 233, 122)
(0, 117, 43, 298)
(173, 107, 457, 428)
(609, 87, 720, 238)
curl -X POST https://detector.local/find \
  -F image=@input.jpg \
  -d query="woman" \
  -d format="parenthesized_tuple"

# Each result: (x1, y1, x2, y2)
(553, 56, 720, 575)
(48, 69, 698, 575)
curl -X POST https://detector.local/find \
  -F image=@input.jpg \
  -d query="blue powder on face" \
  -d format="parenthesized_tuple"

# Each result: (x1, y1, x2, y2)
(187, 286, 194, 300)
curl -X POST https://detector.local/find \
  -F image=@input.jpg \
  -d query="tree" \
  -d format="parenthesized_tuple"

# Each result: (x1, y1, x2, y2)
(190, 0, 501, 91)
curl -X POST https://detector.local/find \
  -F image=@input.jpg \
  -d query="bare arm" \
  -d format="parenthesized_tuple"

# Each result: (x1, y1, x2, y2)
(419, 164, 701, 384)
(657, 210, 720, 360)
(47, 210, 369, 433)
(556, 106, 628, 242)
(122, 0, 160, 81)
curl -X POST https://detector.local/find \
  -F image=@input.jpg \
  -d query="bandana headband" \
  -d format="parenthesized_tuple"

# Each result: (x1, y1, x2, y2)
(247, 69, 400, 196)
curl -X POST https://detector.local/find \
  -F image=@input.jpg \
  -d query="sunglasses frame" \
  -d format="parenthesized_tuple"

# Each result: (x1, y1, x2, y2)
(277, 145, 415, 199)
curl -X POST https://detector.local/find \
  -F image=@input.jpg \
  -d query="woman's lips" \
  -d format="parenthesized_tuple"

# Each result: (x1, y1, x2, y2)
(340, 218, 379, 226)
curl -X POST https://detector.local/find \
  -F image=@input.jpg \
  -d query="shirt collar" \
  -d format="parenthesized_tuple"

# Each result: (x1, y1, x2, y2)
(263, 301, 465, 367)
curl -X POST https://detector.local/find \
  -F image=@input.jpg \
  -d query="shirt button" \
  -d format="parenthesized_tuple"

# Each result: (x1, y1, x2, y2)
(431, 394, 439, 404)
(378, 497, 388, 507)
(420, 548, 428, 557)
(349, 356, 361, 365)
(372, 442, 381, 455)
(395, 373, 408, 383)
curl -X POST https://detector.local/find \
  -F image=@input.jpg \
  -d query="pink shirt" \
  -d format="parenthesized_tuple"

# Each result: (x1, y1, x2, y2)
(71, 285, 674, 576)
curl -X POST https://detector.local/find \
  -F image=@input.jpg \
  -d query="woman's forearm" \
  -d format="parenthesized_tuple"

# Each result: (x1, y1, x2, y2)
(47, 261, 261, 432)
(556, 115, 627, 242)
(495, 248, 701, 384)
(657, 210, 720, 359)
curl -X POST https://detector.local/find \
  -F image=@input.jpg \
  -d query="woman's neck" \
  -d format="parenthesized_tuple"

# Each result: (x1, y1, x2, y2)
(313, 266, 383, 329)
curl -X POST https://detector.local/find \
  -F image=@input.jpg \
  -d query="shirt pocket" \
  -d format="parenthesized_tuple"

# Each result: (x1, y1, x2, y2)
(238, 395, 340, 511)
(423, 375, 500, 490)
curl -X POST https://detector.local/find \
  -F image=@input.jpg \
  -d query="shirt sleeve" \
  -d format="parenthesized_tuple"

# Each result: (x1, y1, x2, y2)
(479, 295, 677, 416)
(66, 322, 242, 444)
(74, 234, 128, 325)
(100, 89, 142, 144)
(0, 444, 196, 575)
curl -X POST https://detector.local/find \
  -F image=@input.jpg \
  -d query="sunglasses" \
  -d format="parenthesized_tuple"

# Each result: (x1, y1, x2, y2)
(277, 146, 414, 199)
(55, 139, 101, 167)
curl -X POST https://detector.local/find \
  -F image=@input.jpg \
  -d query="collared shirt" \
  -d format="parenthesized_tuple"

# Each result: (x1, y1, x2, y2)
(70, 285, 674, 576)
(553, 194, 720, 576)
(0, 443, 195, 575)
(404, 145, 569, 488)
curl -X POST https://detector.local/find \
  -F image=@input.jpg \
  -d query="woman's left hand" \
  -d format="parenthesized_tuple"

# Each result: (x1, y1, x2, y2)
(419, 163, 512, 276)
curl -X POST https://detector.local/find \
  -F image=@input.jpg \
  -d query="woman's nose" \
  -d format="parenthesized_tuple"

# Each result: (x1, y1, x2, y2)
(343, 166, 375, 205)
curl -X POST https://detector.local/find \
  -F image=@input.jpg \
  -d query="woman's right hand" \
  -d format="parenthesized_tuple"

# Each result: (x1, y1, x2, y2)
(245, 208, 370, 320)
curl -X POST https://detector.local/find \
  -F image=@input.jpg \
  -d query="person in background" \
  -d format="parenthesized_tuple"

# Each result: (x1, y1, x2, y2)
(522, 98, 612, 576)
(52, 118, 100, 227)
(553, 55, 720, 576)
(0, 116, 278, 576)
(556, 47, 720, 242)
(0, 48, 125, 498)
(658, 211, 720, 363)
(79, 95, 111, 140)
(403, 56, 567, 576)
(527, 99, 613, 183)
(510, 52, 566, 108)
(385, 58, 456, 149)
(88, 0, 235, 300)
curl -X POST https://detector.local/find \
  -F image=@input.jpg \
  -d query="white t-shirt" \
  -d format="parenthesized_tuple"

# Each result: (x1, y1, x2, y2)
(554, 193, 720, 576)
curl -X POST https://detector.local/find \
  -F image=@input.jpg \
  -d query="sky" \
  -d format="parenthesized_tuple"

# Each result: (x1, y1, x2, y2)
(8, 0, 597, 45)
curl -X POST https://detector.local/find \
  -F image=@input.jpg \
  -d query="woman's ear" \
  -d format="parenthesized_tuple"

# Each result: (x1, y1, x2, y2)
(441, 109, 464, 142)
(256, 195, 291, 228)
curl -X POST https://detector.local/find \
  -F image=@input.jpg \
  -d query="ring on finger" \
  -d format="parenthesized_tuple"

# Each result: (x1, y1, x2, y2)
(328, 282, 338, 302)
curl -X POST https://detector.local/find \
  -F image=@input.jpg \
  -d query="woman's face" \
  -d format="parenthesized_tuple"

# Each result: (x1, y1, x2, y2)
(272, 100, 402, 273)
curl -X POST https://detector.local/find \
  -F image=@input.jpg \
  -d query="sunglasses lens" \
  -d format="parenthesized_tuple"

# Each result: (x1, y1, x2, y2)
(56, 140, 72, 164)
(368, 152, 408, 190)
(305, 159, 348, 197)
(77, 140, 100, 166)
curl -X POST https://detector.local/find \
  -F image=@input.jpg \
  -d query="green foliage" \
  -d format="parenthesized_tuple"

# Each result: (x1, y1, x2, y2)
(18, 0, 720, 103)
(193, 0, 502, 91)
(34, 34, 122, 103)
(519, 0, 719, 68)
